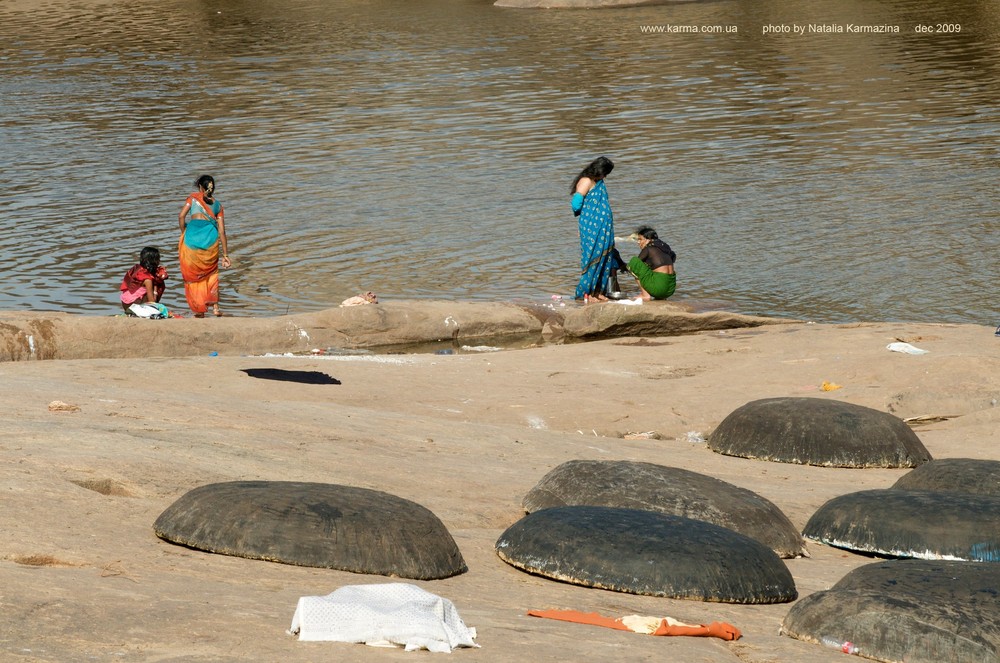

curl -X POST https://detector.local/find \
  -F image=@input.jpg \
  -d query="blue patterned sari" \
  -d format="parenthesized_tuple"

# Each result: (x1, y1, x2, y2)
(575, 179, 615, 299)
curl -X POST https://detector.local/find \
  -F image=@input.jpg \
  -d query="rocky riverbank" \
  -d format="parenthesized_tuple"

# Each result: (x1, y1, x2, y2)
(1, 311, 998, 661)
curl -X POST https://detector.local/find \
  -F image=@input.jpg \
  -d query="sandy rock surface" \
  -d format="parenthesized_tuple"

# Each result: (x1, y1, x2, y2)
(1, 314, 998, 662)
(0, 302, 791, 361)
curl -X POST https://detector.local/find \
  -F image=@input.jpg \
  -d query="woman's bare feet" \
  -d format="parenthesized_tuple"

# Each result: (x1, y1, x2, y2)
(212, 304, 222, 317)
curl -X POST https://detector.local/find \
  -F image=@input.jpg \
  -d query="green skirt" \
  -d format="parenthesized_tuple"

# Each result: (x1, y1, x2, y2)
(628, 257, 676, 299)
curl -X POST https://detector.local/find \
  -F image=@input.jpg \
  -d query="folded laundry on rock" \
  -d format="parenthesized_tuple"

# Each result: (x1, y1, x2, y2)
(289, 583, 479, 653)
(340, 291, 378, 307)
(528, 609, 741, 641)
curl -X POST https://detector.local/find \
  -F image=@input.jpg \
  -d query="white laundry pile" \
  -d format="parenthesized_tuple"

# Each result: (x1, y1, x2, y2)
(288, 583, 479, 653)
(128, 302, 168, 318)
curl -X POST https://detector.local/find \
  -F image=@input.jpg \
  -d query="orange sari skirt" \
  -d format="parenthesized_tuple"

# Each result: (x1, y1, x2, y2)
(179, 234, 219, 314)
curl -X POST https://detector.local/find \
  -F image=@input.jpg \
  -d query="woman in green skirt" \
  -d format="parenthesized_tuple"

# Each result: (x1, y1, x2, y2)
(627, 226, 676, 300)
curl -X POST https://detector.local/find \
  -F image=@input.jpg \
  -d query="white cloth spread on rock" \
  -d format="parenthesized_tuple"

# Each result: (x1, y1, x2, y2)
(288, 583, 479, 653)
(886, 341, 929, 355)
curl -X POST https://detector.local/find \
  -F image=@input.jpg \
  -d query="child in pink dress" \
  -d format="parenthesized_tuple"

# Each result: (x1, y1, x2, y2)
(120, 247, 168, 312)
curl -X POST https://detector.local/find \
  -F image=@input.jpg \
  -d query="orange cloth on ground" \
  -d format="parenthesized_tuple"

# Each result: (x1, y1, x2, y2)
(527, 609, 741, 641)
(178, 234, 219, 314)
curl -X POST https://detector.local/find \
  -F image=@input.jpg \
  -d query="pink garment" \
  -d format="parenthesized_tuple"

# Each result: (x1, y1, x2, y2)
(120, 286, 148, 305)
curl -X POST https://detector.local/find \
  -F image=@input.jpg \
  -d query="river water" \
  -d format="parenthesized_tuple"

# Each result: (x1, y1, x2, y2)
(1, 0, 997, 323)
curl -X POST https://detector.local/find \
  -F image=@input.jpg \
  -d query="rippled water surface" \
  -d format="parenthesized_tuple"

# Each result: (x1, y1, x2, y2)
(1, 0, 997, 322)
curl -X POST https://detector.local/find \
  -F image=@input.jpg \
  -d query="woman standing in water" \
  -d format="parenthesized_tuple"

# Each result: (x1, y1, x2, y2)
(178, 175, 231, 317)
(570, 156, 618, 301)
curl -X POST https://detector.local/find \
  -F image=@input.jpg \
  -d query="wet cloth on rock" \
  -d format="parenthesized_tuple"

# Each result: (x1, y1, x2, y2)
(340, 291, 378, 307)
(289, 583, 479, 653)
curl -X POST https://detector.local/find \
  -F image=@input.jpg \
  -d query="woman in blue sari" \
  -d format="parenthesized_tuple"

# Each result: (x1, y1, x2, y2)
(571, 156, 619, 301)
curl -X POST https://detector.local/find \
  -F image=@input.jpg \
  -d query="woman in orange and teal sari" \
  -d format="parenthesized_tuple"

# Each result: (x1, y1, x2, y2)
(178, 175, 231, 317)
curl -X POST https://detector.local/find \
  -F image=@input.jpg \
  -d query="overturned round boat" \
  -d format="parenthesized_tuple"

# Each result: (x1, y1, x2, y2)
(495, 506, 797, 604)
(892, 458, 1000, 496)
(782, 559, 1000, 663)
(154, 481, 466, 579)
(522, 460, 806, 558)
(708, 397, 931, 468)
(803, 488, 1000, 561)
